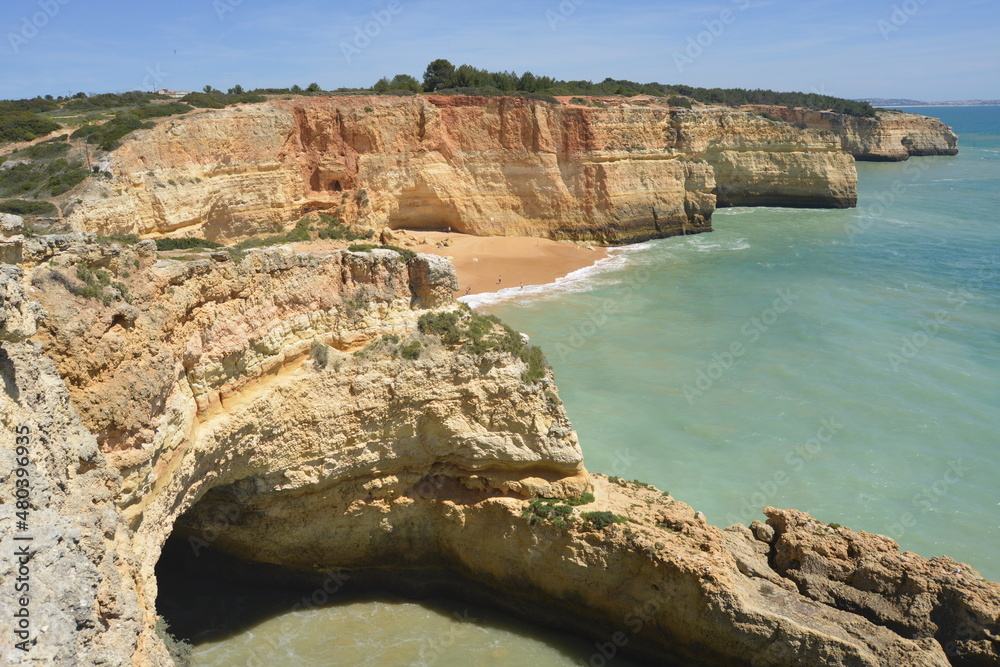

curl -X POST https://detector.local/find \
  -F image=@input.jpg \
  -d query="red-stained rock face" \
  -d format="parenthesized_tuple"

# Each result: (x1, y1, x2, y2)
(66, 96, 884, 243)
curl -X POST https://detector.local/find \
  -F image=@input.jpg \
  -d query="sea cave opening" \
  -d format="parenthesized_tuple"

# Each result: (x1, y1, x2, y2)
(153, 512, 649, 666)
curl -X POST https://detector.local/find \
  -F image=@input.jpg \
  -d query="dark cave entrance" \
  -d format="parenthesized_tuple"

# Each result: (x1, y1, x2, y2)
(153, 529, 650, 664)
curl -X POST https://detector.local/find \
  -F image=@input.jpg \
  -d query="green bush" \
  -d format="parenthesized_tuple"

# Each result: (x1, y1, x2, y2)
(668, 97, 692, 109)
(519, 345, 548, 383)
(417, 310, 549, 382)
(44, 160, 88, 195)
(580, 511, 627, 531)
(566, 492, 595, 506)
(401, 340, 422, 360)
(62, 91, 165, 111)
(346, 244, 416, 261)
(523, 498, 575, 527)
(154, 237, 222, 251)
(0, 111, 61, 143)
(229, 220, 314, 252)
(0, 159, 88, 198)
(0, 199, 56, 216)
(22, 140, 70, 160)
(316, 213, 373, 242)
(417, 311, 462, 345)
(70, 103, 190, 151)
(98, 233, 140, 246)
(181, 91, 266, 109)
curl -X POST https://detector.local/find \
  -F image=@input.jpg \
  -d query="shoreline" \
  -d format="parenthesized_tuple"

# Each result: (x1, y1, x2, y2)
(405, 231, 609, 297)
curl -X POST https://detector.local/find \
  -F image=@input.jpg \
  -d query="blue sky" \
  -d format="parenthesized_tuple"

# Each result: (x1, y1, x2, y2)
(1, 0, 996, 101)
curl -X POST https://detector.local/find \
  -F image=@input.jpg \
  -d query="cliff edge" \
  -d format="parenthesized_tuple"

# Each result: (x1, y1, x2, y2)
(1, 237, 996, 665)
(64, 96, 871, 244)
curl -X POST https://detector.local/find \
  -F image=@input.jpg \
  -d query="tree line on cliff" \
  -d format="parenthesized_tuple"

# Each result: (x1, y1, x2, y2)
(0, 61, 875, 149)
(368, 59, 876, 118)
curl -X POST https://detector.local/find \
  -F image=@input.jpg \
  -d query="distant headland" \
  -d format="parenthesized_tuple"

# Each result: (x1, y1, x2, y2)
(857, 97, 1000, 107)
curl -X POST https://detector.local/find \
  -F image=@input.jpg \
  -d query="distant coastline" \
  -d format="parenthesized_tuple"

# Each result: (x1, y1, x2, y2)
(857, 97, 1000, 107)
(873, 102, 1000, 109)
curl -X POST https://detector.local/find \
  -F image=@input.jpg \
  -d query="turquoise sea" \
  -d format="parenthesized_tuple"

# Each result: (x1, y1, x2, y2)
(189, 107, 999, 665)
(486, 106, 999, 583)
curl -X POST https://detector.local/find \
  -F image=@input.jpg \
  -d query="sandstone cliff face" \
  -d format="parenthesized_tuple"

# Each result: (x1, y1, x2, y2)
(3, 237, 998, 666)
(65, 96, 865, 244)
(746, 106, 959, 161)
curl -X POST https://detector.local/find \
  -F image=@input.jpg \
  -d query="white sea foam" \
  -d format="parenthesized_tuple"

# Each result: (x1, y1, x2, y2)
(460, 242, 653, 308)
(683, 236, 751, 252)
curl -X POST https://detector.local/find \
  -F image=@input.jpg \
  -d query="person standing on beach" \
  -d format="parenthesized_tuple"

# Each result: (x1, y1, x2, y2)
(497, 275, 502, 285)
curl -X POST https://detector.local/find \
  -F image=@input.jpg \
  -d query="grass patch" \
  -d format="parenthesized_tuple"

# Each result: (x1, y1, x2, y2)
(347, 243, 416, 261)
(19, 140, 71, 160)
(0, 159, 88, 198)
(97, 233, 140, 246)
(230, 219, 313, 252)
(70, 103, 191, 151)
(74, 263, 130, 304)
(417, 310, 549, 382)
(155, 237, 222, 251)
(316, 213, 374, 242)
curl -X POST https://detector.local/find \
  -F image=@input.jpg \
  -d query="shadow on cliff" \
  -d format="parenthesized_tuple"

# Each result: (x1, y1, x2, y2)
(154, 531, 643, 664)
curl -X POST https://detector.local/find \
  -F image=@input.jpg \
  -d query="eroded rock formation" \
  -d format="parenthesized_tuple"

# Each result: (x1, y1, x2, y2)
(745, 106, 959, 161)
(1, 237, 997, 665)
(65, 96, 873, 243)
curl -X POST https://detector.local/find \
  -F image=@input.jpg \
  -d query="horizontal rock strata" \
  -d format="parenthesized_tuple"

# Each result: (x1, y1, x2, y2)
(64, 96, 885, 243)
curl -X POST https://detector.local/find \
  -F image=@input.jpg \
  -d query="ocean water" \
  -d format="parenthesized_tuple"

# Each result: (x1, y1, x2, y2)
(487, 106, 1000, 580)
(189, 107, 999, 665)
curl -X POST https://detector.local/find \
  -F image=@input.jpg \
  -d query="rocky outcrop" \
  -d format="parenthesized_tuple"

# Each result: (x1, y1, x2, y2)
(65, 96, 867, 244)
(3, 237, 997, 665)
(0, 213, 24, 235)
(763, 508, 999, 665)
(745, 106, 959, 161)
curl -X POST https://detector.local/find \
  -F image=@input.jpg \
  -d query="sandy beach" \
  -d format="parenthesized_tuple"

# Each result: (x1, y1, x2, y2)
(409, 231, 608, 296)
(286, 229, 608, 297)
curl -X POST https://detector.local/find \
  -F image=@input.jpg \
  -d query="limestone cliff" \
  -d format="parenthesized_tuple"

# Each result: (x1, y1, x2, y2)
(2, 237, 997, 666)
(65, 96, 864, 244)
(745, 105, 959, 161)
